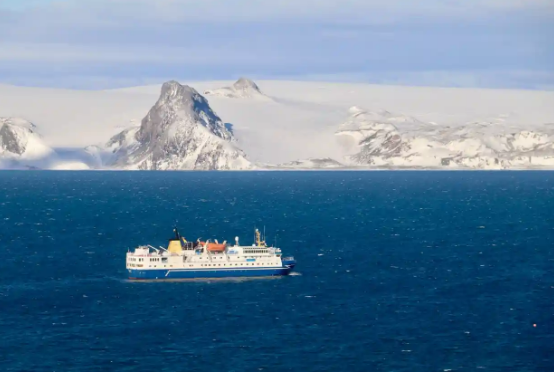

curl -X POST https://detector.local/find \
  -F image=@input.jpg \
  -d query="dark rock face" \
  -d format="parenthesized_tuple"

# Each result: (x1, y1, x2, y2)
(0, 119, 37, 155)
(0, 124, 26, 154)
(137, 81, 232, 144)
(103, 81, 251, 170)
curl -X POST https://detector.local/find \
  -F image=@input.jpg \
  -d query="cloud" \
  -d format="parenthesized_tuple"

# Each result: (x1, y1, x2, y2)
(0, 43, 266, 64)
(0, 0, 552, 89)
(3, 0, 553, 26)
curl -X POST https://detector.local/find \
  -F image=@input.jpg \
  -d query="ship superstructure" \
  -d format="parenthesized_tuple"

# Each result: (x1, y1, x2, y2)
(126, 228, 296, 280)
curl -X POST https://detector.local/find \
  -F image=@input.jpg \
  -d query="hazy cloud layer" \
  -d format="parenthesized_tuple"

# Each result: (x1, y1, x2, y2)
(0, 0, 552, 89)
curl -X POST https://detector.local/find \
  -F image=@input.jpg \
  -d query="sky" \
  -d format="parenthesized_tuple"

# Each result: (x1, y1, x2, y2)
(0, 0, 552, 90)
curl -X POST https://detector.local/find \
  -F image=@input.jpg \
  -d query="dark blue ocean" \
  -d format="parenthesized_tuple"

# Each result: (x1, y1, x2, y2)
(0, 171, 552, 372)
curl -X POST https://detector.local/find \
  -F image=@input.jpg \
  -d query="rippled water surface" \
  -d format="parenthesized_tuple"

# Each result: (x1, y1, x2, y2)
(0, 171, 552, 371)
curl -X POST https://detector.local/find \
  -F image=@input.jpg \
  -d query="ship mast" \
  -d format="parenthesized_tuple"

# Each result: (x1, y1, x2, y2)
(255, 228, 267, 247)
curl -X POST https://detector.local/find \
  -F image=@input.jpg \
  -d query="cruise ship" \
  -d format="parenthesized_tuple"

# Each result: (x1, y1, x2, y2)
(126, 228, 296, 280)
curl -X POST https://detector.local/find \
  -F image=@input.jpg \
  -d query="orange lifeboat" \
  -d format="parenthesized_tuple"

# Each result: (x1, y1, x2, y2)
(198, 241, 227, 252)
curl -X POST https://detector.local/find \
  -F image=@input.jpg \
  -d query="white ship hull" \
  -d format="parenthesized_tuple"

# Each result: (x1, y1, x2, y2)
(126, 228, 296, 280)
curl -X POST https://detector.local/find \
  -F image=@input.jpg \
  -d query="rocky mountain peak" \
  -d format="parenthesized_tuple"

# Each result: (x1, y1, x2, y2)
(160, 80, 197, 100)
(137, 80, 232, 144)
(204, 77, 270, 100)
(96, 80, 251, 170)
(233, 77, 261, 93)
(0, 118, 37, 155)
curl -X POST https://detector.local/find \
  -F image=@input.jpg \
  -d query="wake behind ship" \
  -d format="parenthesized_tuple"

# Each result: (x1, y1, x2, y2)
(126, 228, 296, 280)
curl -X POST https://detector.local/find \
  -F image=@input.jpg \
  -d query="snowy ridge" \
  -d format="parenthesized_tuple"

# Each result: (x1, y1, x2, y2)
(0, 118, 90, 169)
(91, 81, 252, 170)
(0, 117, 52, 156)
(204, 78, 271, 101)
(336, 106, 554, 169)
(0, 118, 53, 169)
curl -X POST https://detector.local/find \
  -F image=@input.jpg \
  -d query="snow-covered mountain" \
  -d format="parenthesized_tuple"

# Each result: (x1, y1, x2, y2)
(0, 118, 91, 169)
(1, 80, 553, 170)
(204, 78, 271, 101)
(0, 118, 55, 169)
(336, 106, 554, 169)
(89, 81, 252, 170)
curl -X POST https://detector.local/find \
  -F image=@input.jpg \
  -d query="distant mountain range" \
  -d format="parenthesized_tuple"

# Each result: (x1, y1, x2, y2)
(335, 106, 554, 169)
(1, 78, 554, 170)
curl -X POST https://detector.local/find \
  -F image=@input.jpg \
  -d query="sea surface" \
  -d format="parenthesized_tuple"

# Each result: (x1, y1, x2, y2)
(0, 171, 552, 372)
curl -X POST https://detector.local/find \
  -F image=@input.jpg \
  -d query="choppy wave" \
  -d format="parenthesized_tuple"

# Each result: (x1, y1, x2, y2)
(0, 171, 552, 371)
